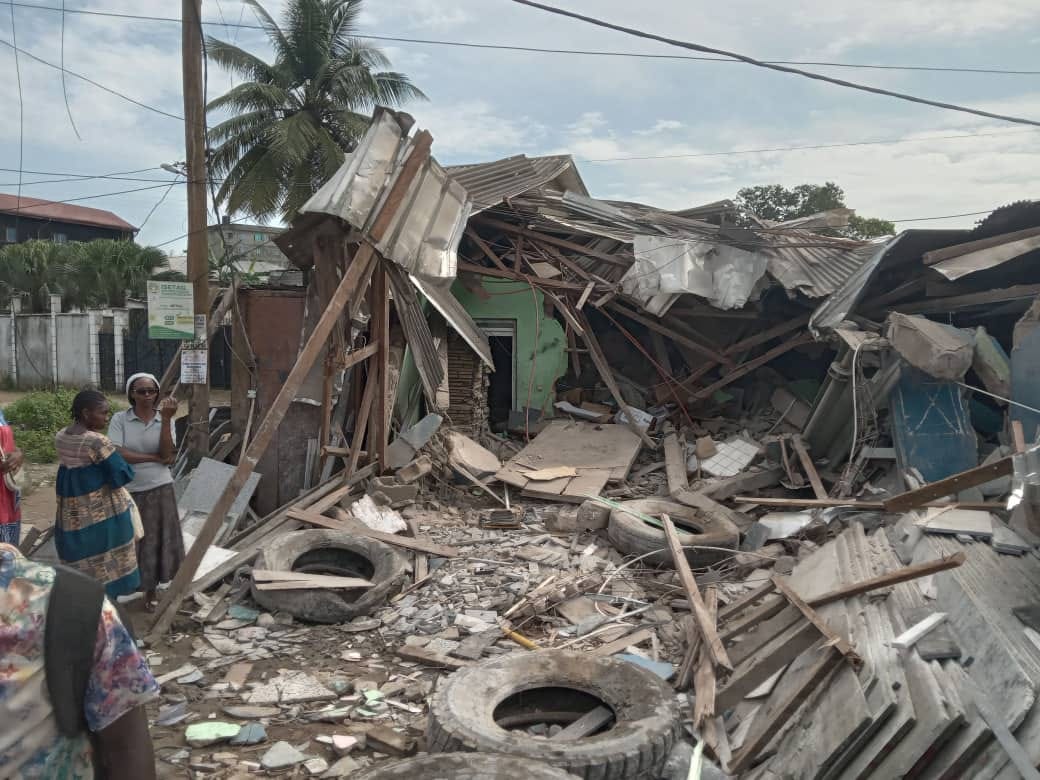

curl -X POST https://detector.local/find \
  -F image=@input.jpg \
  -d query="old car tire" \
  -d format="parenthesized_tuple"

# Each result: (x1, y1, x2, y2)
(608, 498, 738, 568)
(251, 529, 407, 623)
(427, 650, 680, 779)
(354, 753, 579, 779)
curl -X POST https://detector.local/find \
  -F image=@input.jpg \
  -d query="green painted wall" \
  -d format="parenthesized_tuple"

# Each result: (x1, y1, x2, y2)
(451, 277, 567, 416)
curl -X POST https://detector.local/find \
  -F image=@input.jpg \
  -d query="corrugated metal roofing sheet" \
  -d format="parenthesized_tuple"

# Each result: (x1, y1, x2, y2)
(766, 236, 884, 298)
(0, 193, 137, 232)
(446, 155, 587, 212)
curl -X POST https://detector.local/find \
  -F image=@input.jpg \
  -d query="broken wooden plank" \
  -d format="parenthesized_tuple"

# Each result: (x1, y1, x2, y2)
(689, 332, 814, 402)
(663, 430, 689, 497)
(890, 612, 948, 650)
(904, 605, 960, 660)
(663, 516, 733, 671)
(807, 552, 966, 607)
(396, 644, 471, 671)
(608, 301, 733, 367)
(252, 571, 374, 590)
(701, 467, 784, 501)
(287, 507, 460, 557)
(790, 435, 827, 500)
(552, 705, 614, 741)
(732, 496, 1005, 510)
(473, 215, 630, 267)
(771, 574, 860, 667)
(589, 627, 655, 657)
(720, 596, 788, 643)
(255, 578, 373, 591)
(728, 646, 842, 774)
(694, 587, 719, 728)
(716, 620, 821, 710)
(883, 456, 1014, 512)
(574, 309, 656, 449)
(717, 581, 777, 622)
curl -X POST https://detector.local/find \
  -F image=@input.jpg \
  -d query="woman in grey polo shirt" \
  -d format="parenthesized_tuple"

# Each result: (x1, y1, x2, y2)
(108, 372, 184, 610)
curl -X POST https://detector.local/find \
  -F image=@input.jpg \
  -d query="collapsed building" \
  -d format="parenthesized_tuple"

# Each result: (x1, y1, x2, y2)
(20, 109, 1040, 778)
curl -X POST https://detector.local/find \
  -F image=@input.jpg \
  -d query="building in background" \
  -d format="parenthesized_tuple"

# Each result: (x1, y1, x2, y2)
(207, 217, 289, 270)
(0, 193, 137, 243)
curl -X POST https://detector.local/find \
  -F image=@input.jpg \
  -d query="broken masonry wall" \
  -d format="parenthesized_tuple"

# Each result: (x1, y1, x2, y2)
(450, 276, 567, 419)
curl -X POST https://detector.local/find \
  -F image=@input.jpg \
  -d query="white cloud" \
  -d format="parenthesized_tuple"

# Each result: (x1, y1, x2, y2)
(412, 101, 547, 157)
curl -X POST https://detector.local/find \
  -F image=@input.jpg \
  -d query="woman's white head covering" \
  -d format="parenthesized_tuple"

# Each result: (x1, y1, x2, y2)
(125, 372, 160, 395)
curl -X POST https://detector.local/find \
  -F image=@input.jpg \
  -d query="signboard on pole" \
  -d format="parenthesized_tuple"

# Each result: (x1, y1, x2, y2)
(147, 281, 195, 339)
(181, 348, 208, 384)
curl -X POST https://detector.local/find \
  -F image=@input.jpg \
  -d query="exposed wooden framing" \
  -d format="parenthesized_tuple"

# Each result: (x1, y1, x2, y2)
(541, 244, 612, 286)
(148, 247, 379, 639)
(727, 647, 842, 774)
(891, 283, 1040, 315)
(807, 552, 966, 608)
(771, 574, 859, 665)
(883, 456, 1014, 512)
(458, 261, 587, 291)
(566, 325, 581, 378)
(370, 263, 390, 475)
(717, 580, 776, 622)
(1013, 420, 1028, 453)
(675, 616, 699, 691)
(663, 516, 733, 671)
(731, 496, 1005, 510)
(317, 353, 336, 483)
(474, 215, 630, 267)
(147, 127, 432, 640)
(693, 587, 719, 728)
(454, 463, 507, 506)
(651, 331, 672, 375)
(289, 507, 460, 557)
(689, 332, 814, 402)
(790, 435, 827, 499)
(608, 302, 734, 367)
(342, 341, 379, 371)
(465, 228, 509, 272)
(577, 281, 595, 310)
(574, 308, 656, 449)
(543, 290, 586, 335)
(347, 361, 379, 479)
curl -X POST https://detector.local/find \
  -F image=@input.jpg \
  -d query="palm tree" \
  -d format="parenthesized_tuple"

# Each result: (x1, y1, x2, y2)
(206, 0, 426, 222)
(0, 241, 73, 312)
(74, 241, 180, 308)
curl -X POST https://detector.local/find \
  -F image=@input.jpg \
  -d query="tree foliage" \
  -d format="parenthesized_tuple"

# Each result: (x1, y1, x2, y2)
(736, 181, 895, 239)
(0, 240, 183, 312)
(206, 0, 426, 223)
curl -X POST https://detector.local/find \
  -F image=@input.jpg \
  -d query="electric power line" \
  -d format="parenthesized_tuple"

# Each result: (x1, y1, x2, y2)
(507, 0, 1040, 128)
(9, 1, 24, 234)
(0, 36, 184, 121)
(2, 0, 1039, 76)
(584, 128, 1039, 162)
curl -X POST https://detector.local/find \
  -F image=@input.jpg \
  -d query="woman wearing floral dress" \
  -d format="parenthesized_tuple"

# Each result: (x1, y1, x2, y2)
(54, 390, 141, 598)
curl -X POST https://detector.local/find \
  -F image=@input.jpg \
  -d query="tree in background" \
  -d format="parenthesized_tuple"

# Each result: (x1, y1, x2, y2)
(0, 240, 184, 312)
(736, 182, 895, 239)
(206, 0, 426, 222)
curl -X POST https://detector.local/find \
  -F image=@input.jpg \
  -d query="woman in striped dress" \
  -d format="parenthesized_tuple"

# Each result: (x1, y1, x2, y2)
(54, 390, 141, 598)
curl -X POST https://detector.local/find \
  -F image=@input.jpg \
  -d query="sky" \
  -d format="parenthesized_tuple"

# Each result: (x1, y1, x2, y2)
(0, 0, 1039, 251)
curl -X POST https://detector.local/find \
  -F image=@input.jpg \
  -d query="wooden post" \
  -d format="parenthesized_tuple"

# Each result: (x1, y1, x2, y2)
(370, 264, 390, 473)
(182, 0, 209, 461)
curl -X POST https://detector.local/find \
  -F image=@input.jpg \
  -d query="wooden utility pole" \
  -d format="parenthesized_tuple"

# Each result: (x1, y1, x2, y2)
(183, 0, 209, 461)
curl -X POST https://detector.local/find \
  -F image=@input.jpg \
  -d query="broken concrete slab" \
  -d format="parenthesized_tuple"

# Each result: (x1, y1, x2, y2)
(261, 741, 309, 770)
(915, 508, 995, 540)
(888, 312, 974, 381)
(992, 517, 1033, 555)
(178, 457, 262, 524)
(973, 326, 1012, 398)
(245, 671, 337, 705)
(185, 722, 241, 747)
(385, 413, 443, 469)
(229, 722, 267, 746)
(449, 431, 502, 480)
(396, 455, 432, 483)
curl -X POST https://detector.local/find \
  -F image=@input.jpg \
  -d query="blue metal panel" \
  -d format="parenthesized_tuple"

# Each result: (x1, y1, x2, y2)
(890, 366, 977, 483)
(1012, 325, 1040, 442)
